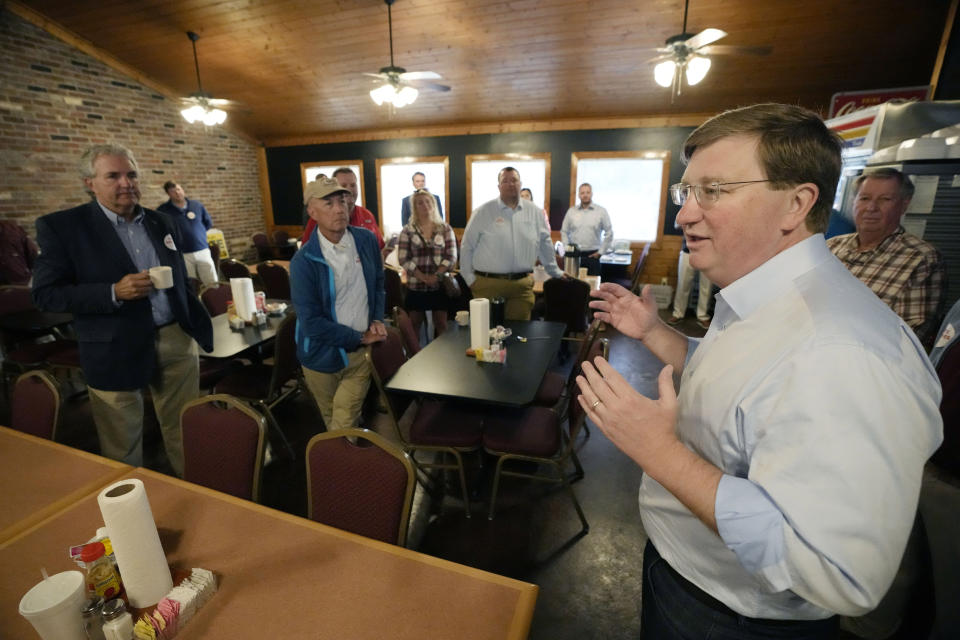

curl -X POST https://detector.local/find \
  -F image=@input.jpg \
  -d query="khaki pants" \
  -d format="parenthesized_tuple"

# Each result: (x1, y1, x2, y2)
(471, 274, 535, 321)
(302, 348, 372, 431)
(87, 323, 199, 477)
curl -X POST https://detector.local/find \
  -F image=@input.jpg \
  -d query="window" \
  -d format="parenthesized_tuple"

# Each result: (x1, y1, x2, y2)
(375, 156, 449, 238)
(570, 151, 669, 243)
(300, 160, 366, 207)
(466, 153, 550, 220)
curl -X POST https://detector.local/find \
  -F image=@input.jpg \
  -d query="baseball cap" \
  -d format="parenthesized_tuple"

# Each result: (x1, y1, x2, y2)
(304, 176, 349, 205)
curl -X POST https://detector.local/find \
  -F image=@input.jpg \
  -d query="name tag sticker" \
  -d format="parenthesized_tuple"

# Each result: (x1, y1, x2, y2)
(163, 234, 177, 251)
(187, 211, 196, 220)
(935, 324, 955, 349)
(495, 216, 506, 225)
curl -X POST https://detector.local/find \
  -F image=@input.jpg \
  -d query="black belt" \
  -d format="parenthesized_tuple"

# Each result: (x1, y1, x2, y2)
(474, 270, 531, 280)
(651, 543, 817, 628)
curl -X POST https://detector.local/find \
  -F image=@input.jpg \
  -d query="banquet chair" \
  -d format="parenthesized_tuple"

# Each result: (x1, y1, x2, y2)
(220, 258, 252, 280)
(384, 266, 405, 312)
(0, 286, 76, 393)
(448, 272, 473, 314)
(256, 261, 291, 300)
(533, 318, 604, 410)
(543, 276, 591, 338)
(482, 377, 591, 538)
(271, 229, 296, 259)
(392, 306, 420, 356)
(11, 369, 61, 440)
(610, 242, 651, 292)
(212, 311, 299, 459)
(306, 427, 415, 546)
(180, 394, 267, 502)
(251, 232, 273, 262)
(200, 282, 232, 316)
(367, 327, 483, 517)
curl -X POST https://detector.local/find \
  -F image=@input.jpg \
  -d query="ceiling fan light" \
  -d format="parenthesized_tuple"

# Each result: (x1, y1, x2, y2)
(685, 56, 711, 85)
(396, 86, 418, 107)
(653, 60, 676, 87)
(181, 104, 205, 123)
(202, 108, 227, 126)
(370, 84, 392, 106)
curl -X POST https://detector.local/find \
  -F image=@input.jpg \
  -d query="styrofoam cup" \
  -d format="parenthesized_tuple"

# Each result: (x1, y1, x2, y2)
(18, 570, 87, 640)
(456, 310, 469, 326)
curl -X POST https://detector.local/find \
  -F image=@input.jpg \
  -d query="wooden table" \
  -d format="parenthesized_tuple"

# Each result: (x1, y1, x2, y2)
(201, 306, 291, 360)
(386, 320, 565, 406)
(0, 468, 538, 640)
(0, 426, 131, 543)
(533, 274, 600, 294)
(0, 309, 73, 334)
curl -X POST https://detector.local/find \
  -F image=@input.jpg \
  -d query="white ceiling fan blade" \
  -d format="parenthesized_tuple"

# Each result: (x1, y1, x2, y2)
(685, 28, 726, 51)
(361, 72, 389, 79)
(418, 82, 451, 93)
(398, 71, 441, 81)
(646, 54, 674, 64)
(698, 44, 771, 56)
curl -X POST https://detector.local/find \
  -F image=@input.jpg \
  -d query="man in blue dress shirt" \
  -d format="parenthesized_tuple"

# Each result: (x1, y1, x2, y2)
(33, 145, 212, 477)
(580, 104, 942, 639)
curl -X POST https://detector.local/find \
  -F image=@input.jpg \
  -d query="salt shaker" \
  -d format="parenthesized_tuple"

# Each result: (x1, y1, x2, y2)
(81, 596, 106, 640)
(101, 598, 133, 640)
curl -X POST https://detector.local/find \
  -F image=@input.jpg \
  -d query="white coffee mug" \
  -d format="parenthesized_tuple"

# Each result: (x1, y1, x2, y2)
(149, 266, 174, 289)
(456, 310, 469, 326)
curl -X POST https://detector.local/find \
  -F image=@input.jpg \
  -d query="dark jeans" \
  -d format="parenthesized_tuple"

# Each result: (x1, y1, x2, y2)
(580, 254, 601, 275)
(641, 541, 839, 640)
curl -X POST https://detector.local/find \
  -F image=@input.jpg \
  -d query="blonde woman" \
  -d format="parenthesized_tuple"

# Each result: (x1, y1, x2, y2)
(398, 189, 457, 337)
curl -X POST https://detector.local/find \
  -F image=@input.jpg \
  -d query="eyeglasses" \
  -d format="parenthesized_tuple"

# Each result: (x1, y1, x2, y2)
(669, 180, 770, 209)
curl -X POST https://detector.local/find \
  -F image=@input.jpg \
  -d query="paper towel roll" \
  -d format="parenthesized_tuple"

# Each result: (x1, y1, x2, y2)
(229, 277, 257, 321)
(97, 479, 172, 608)
(469, 297, 490, 351)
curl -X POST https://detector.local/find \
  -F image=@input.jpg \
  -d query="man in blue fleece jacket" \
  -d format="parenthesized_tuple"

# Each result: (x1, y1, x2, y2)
(291, 176, 386, 431)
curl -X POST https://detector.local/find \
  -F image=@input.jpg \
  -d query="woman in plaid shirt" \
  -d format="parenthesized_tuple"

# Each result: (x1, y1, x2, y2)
(398, 189, 457, 338)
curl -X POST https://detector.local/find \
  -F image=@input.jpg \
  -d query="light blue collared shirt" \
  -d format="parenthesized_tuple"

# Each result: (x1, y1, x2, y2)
(560, 203, 613, 254)
(640, 235, 942, 620)
(460, 198, 563, 285)
(99, 203, 174, 326)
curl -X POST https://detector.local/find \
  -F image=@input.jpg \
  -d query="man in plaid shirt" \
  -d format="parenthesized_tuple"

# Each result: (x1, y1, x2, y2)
(827, 168, 946, 350)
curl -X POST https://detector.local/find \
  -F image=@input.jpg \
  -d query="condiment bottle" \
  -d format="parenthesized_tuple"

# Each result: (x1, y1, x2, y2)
(81, 542, 122, 600)
(81, 596, 107, 640)
(101, 598, 134, 640)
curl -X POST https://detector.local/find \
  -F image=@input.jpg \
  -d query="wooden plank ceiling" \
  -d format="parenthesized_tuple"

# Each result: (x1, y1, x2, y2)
(17, 0, 952, 144)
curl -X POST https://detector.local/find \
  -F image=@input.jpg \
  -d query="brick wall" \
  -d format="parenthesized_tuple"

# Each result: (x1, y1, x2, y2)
(0, 9, 265, 261)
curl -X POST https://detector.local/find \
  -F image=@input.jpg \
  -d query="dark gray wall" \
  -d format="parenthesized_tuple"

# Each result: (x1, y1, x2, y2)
(265, 126, 696, 233)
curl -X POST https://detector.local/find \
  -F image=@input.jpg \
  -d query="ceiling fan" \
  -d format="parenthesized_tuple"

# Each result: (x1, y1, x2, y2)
(361, 0, 450, 109)
(648, 0, 771, 99)
(179, 31, 237, 125)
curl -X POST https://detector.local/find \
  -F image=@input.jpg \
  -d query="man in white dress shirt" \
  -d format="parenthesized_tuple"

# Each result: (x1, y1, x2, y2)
(561, 183, 613, 275)
(579, 104, 942, 639)
(460, 167, 563, 320)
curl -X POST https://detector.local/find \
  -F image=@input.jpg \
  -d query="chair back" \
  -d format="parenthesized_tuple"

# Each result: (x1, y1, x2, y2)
(0, 285, 35, 316)
(220, 258, 252, 280)
(384, 267, 405, 312)
(267, 311, 300, 399)
(272, 229, 290, 245)
(200, 283, 232, 316)
(208, 242, 221, 278)
(11, 370, 60, 440)
(448, 272, 473, 313)
(256, 261, 291, 300)
(306, 428, 415, 545)
(543, 277, 592, 334)
(180, 394, 267, 501)
(392, 306, 420, 356)
(251, 232, 272, 261)
(367, 327, 413, 423)
(629, 242, 652, 293)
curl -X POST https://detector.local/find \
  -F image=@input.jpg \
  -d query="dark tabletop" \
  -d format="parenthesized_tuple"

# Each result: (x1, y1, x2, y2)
(386, 320, 565, 407)
(201, 305, 291, 359)
(0, 309, 73, 334)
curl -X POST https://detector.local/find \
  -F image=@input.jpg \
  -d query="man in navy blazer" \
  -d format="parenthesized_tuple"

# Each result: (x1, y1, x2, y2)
(400, 171, 443, 227)
(32, 144, 213, 477)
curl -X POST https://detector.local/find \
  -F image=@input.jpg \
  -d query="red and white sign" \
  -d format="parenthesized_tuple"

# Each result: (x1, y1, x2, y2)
(828, 86, 930, 119)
